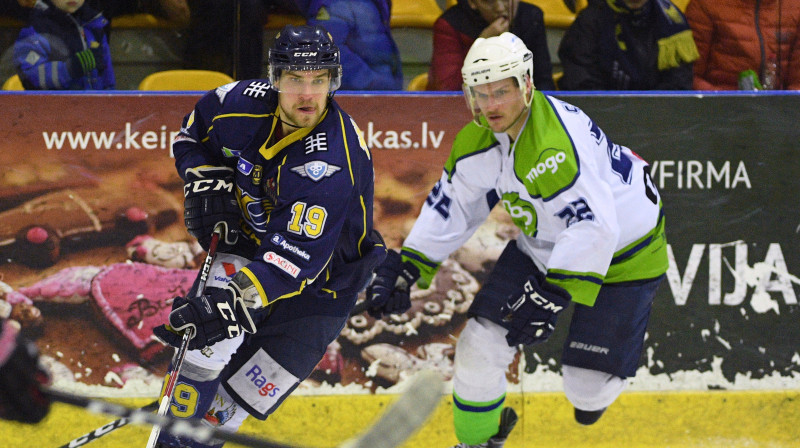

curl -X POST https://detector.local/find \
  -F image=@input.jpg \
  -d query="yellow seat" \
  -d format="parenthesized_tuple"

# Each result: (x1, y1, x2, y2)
(407, 72, 429, 91)
(111, 13, 181, 28)
(524, 0, 577, 28)
(138, 70, 235, 91)
(391, 0, 443, 28)
(265, 13, 306, 29)
(2, 74, 24, 91)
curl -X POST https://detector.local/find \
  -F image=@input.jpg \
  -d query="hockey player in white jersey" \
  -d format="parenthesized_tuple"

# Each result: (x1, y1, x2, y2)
(365, 32, 668, 447)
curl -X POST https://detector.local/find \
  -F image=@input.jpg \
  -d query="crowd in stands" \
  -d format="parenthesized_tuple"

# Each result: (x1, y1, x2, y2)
(1, 0, 799, 91)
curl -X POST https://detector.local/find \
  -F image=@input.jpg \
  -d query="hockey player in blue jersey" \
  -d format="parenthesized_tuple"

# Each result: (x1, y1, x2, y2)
(153, 24, 386, 448)
(366, 33, 668, 447)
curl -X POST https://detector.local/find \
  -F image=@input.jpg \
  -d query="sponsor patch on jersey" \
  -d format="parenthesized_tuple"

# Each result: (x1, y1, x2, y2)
(525, 148, 568, 182)
(208, 253, 248, 288)
(226, 348, 298, 414)
(221, 146, 242, 158)
(270, 234, 311, 261)
(290, 161, 341, 182)
(237, 158, 254, 175)
(263, 251, 300, 277)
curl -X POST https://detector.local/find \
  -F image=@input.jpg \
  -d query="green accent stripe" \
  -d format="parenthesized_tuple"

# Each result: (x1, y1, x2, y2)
(606, 210, 668, 284)
(400, 247, 440, 289)
(546, 272, 603, 306)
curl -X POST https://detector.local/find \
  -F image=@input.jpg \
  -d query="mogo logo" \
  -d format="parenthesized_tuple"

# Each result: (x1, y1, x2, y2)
(525, 148, 568, 182)
(501, 192, 538, 236)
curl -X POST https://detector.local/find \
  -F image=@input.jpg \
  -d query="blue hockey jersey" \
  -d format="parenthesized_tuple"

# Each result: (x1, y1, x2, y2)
(172, 80, 384, 307)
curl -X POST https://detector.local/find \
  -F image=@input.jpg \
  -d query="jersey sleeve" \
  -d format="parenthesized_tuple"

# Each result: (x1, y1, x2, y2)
(402, 125, 501, 287)
(171, 84, 237, 179)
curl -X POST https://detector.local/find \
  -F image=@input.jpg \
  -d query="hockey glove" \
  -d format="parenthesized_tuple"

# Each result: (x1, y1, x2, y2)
(153, 274, 258, 350)
(66, 48, 97, 78)
(500, 276, 571, 346)
(365, 250, 420, 319)
(183, 167, 239, 251)
(0, 320, 52, 423)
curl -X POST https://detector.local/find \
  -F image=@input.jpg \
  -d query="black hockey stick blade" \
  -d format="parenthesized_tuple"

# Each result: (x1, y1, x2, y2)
(45, 369, 443, 448)
(56, 400, 159, 448)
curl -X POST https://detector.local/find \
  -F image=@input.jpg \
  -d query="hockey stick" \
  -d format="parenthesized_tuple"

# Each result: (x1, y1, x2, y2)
(45, 369, 442, 448)
(56, 400, 159, 448)
(145, 224, 223, 448)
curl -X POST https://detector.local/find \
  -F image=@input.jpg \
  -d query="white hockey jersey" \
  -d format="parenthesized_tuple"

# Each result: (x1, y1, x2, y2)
(401, 91, 667, 306)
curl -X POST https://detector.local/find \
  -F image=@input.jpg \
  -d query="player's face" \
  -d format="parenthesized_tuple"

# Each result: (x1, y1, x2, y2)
(470, 77, 527, 134)
(277, 70, 331, 129)
(52, 0, 85, 14)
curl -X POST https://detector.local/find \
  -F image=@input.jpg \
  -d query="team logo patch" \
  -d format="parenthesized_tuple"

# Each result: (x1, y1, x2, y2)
(252, 165, 263, 185)
(263, 251, 300, 277)
(304, 133, 328, 153)
(237, 158, 254, 175)
(243, 81, 270, 98)
(290, 161, 341, 182)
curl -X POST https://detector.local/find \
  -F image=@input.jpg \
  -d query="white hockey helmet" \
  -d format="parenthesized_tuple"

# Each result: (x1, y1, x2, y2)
(461, 32, 534, 125)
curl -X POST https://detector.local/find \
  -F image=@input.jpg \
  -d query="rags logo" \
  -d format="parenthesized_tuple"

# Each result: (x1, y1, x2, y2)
(270, 234, 311, 261)
(245, 364, 280, 397)
(214, 262, 237, 283)
(228, 349, 299, 414)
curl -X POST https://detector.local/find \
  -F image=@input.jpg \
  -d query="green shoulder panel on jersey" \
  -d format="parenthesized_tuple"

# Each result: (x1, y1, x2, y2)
(514, 91, 578, 200)
(444, 122, 497, 180)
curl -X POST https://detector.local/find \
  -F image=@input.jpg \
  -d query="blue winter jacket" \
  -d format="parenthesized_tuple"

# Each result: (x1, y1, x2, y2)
(306, 0, 403, 90)
(14, 1, 115, 90)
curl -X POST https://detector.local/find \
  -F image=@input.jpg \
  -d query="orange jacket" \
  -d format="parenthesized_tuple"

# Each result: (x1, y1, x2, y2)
(686, 0, 800, 89)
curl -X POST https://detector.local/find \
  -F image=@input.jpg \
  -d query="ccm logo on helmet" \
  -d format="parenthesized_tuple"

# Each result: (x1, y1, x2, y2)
(184, 178, 234, 196)
(293, 51, 318, 57)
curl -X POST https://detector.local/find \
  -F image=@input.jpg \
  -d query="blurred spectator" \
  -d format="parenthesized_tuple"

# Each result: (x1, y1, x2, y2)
(13, 0, 115, 89)
(428, 0, 555, 91)
(686, 0, 800, 90)
(558, 0, 697, 90)
(183, 1, 302, 79)
(306, 0, 402, 90)
(0, 0, 35, 20)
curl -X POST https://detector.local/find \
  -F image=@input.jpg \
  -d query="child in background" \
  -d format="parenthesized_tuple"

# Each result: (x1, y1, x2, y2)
(14, 0, 114, 90)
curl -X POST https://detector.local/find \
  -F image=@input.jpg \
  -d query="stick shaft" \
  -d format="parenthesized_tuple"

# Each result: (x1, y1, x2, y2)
(146, 225, 222, 447)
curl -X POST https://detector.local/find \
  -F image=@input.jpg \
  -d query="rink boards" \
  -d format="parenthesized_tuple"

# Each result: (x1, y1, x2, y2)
(0, 91, 799, 446)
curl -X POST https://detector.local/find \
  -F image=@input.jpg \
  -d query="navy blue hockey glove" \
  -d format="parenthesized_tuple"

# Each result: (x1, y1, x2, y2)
(500, 276, 571, 346)
(66, 48, 97, 78)
(0, 320, 52, 424)
(154, 274, 259, 350)
(365, 250, 420, 319)
(183, 167, 239, 251)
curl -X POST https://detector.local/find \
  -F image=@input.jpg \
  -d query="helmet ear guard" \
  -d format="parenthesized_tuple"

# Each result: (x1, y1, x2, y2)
(268, 24, 342, 93)
(460, 32, 535, 126)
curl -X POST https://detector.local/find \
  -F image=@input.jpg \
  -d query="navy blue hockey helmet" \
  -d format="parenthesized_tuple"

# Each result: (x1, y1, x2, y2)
(268, 24, 342, 92)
